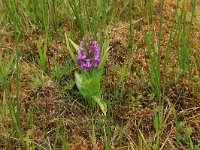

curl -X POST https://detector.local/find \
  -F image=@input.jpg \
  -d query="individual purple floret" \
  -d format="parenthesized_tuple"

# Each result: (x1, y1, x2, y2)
(77, 34, 101, 71)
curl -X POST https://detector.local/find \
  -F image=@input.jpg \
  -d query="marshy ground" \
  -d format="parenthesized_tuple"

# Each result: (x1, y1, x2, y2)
(0, 0, 200, 149)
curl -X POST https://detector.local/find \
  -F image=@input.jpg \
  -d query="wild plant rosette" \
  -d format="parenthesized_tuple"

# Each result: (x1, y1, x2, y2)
(66, 33, 109, 115)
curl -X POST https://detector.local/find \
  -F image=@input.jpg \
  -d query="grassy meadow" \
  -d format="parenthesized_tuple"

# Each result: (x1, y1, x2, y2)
(0, 0, 200, 149)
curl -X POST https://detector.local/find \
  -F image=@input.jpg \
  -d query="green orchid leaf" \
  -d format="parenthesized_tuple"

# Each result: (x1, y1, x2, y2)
(69, 38, 79, 51)
(92, 67, 103, 81)
(92, 96, 107, 116)
(98, 47, 109, 70)
(102, 32, 109, 54)
(83, 77, 101, 98)
(96, 32, 109, 70)
(65, 33, 77, 63)
(75, 72, 86, 97)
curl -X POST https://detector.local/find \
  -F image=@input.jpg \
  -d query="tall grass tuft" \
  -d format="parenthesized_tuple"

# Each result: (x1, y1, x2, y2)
(1, 1, 25, 148)
(0, 46, 25, 148)
(2, 0, 23, 33)
(145, 0, 165, 148)
(67, 0, 111, 47)
(68, 0, 85, 37)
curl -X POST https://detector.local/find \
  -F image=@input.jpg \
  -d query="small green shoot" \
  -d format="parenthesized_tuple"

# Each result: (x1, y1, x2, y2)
(37, 35, 48, 71)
